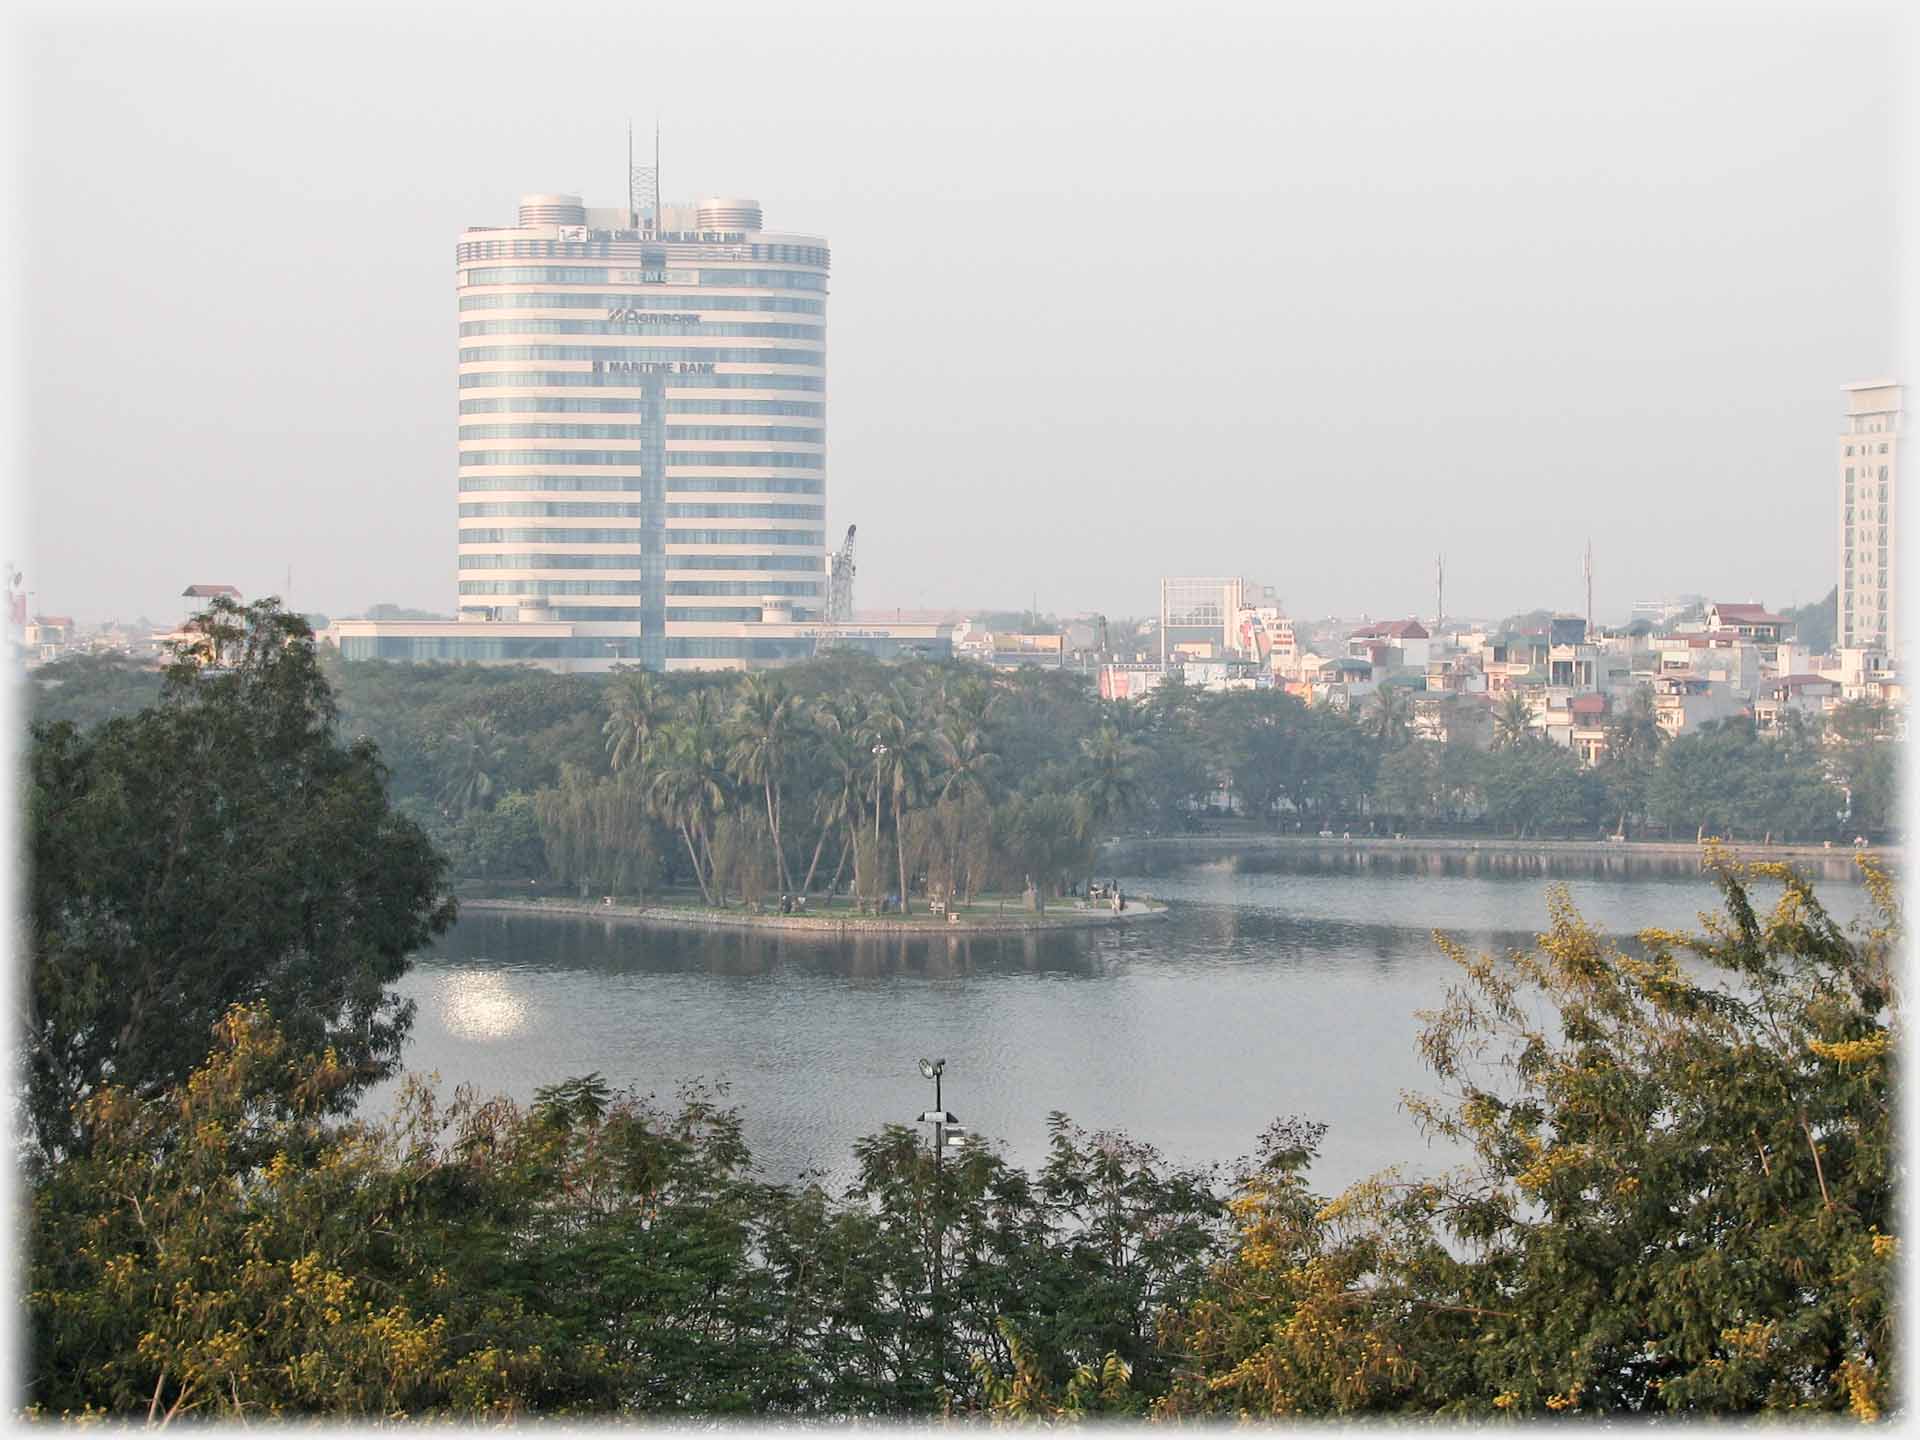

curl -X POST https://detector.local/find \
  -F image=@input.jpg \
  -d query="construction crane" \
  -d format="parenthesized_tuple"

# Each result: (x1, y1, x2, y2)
(827, 524, 857, 624)
(815, 525, 858, 654)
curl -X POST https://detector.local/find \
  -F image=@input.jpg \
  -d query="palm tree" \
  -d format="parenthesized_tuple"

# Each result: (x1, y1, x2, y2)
(1601, 685, 1665, 837)
(440, 715, 506, 818)
(1608, 685, 1664, 763)
(1075, 721, 1141, 894)
(680, 688, 733, 883)
(602, 668, 662, 774)
(933, 704, 1001, 905)
(646, 722, 725, 905)
(1076, 723, 1141, 830)
(1493, 691, 1535, 751)
(868, 682, 931, 908)
(1364, 684, 1416, 748)
(801, 695, 870, 896)
(729, 674, 801, 892)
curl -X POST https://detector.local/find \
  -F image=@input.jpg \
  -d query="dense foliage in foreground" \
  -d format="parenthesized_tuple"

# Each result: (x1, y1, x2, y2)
(25, 858, 1898, 1422)
(24, 599, 453, 1159)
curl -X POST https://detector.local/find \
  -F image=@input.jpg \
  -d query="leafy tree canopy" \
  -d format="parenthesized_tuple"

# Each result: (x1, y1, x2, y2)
(24, 597, 455, 1163)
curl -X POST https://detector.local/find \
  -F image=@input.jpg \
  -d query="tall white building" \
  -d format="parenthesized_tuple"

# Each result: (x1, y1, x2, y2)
(454, 191, 827, 668)
(334, 187, 963, 671)
(1839, 380, 1900, 656)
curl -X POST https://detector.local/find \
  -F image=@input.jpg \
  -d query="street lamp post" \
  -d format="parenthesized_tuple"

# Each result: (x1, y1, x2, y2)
(916, 1057, 955, 1403)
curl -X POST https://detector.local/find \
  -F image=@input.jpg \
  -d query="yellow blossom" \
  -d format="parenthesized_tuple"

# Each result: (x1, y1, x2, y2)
(1808, 1033, 1891, 1064)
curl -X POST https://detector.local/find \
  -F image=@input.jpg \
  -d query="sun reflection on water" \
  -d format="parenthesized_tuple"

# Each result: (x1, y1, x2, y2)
(436, 970, 530, 1041)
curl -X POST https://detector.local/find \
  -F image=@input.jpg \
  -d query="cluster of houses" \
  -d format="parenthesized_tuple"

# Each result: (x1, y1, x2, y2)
(17, 583, 1906, 768)
(1094, 601, 1905, 762)
(15, 585, 250, 668)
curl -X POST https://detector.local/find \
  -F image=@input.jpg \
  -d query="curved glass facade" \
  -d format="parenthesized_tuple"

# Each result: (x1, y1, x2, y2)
(455, 202, 830, 668)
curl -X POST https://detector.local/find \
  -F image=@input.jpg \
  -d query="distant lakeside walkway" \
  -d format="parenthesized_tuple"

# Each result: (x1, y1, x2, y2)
(456, 894, 1170, 936)
(1104, 832, 1902, 866)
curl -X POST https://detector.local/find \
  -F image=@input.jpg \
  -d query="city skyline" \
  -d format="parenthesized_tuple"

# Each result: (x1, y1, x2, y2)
(18, 5, 1901, 628)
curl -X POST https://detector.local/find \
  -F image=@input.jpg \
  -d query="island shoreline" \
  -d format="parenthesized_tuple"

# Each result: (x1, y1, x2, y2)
(1102, 833, 1900, 864)
(456, 896, 1171, 936)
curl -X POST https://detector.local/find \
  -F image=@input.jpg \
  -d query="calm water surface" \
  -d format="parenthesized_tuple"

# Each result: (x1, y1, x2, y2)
(384, 847, 1886, 1195)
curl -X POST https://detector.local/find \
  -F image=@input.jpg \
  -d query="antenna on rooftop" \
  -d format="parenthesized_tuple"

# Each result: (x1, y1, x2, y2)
(1435, 553, 1444, 631)
(628, 116, 659, 233)
(1584, 539, 1593, 636)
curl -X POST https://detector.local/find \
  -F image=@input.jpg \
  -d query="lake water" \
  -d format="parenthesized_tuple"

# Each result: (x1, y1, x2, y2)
(384, 846, 1887, 1196)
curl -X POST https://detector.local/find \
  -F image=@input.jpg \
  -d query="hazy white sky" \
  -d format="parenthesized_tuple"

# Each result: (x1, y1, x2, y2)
(15, 2, 1904, 626)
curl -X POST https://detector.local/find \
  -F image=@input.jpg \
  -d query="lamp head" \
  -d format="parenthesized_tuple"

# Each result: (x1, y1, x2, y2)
(918, 1058, 943, 1079)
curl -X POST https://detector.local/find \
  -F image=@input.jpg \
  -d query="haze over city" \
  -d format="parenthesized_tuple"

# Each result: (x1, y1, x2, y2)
(18, 2, 1902, 626)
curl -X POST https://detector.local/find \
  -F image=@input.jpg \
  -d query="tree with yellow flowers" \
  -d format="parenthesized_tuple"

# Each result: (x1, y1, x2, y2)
(1158, 852, 1898, 1421)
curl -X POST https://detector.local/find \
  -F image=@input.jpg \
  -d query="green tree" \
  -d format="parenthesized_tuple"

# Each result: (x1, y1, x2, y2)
(998, 793, 1090, 898)
(1073, 720, 1140, 872)
(1397, 855, 1900, 1418)
(728, 674, 802, 892)
(1650, 719, 1842, 843)
(1363, 682, 1416, 749)
(1492, 691, 1535, 750)
(1373, 740, 1439, 828)
(1159, 856, 1899, 1421)
(868, 683, 933, 907)
(933, 695, 1002, 904)
(1482, 738, 1601, 838)
(23, 597, 454, 1162)
(802, 694, 871, 896)
(1599, 684, 1665, 836)
(27, 1006, 468, 1421)
(1782, 586, 1837, 655)
(646, 720, 727, 904)
(27, 651, 165, 731)
(439, 715, 507, 819)
(534, 767, 659, 897)
(451, 790, 549, 879)
(601, 666, 663, 773)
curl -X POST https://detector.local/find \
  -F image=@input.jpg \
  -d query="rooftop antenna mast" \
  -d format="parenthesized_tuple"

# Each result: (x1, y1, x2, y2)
(628, 117, 660, 234)
(1583, 539, 1593, 636)
(1435, 552, 1444, 632)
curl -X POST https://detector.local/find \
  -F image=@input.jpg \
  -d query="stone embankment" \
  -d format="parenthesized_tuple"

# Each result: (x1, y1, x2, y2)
(457, 896, 1169, 936)
(1106, 833, 1900, 864)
